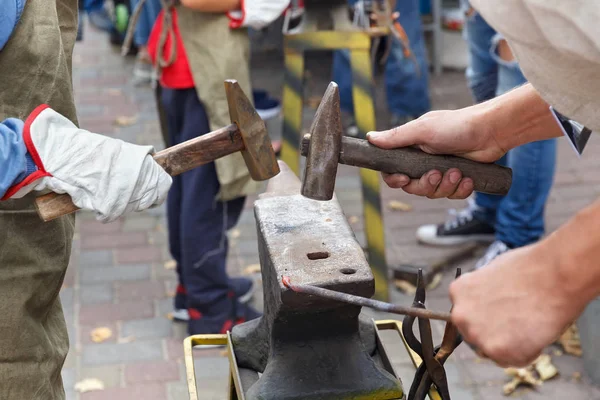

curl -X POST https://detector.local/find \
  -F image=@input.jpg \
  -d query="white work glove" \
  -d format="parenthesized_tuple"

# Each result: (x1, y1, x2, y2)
(228, 0, 291, 30)
(6, 105, 172, 223)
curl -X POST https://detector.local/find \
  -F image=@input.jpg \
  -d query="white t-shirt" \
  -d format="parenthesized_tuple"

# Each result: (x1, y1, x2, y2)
(471, 0, 600, 131)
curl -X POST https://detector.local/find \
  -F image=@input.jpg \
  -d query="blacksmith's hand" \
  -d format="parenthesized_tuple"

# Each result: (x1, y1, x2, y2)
(4, 105, 172, 222)
(449, 242, 583, 368)
(367, 84, 563, 199)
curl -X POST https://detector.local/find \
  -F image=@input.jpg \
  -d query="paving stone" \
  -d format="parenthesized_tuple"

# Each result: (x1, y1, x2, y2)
(125, 360, 180, 384)
(80, 284, 114, 305)
(193, 357, 230, 379)
(80, 383, 167, 400)
(115, 246, 163, 264)
(81, 232, 146, 250)
(80, 250, 114, 267)
(80, 264, 150, 284)
(187, 378, 230, 400)
(164, 338, 185, 361)
(79, 219, 123, 234)
(62, 368, 76, 392)
(61, 287, 75, 312)
(82, 340, 164, 366)
(122, 216, 158, 232)
(116, 280, 166, 301)
(167, 381, 192, 400)
(79, 365, 123, 388)
(121, 317, 173, 340)
(79, 301, 154, 325)
(156, 298, 174, 318)
(461, 359, 506, 386)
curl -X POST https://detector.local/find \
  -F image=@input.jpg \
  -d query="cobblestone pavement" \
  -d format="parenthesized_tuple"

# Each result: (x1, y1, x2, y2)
(61, 25, 600, 399)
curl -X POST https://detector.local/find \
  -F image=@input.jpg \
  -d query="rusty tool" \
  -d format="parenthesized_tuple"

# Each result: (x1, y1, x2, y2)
(402, 269, 462, 400)
(282, 276, 451, 322)
(35, 80, 280, 222)
(300, 82, 513, 201)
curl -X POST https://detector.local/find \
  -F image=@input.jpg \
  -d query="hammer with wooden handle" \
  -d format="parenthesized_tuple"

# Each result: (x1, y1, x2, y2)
(35, 80, 280, 222)
(300, 82, 512, 201)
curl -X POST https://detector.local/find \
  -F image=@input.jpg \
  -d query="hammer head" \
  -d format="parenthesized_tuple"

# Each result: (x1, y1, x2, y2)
(301, 82, 343, 201)
(224, 80, 280, 181)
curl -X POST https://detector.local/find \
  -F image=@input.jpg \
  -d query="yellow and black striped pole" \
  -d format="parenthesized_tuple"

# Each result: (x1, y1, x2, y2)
(281, 46, 305, 175)
(281, 31, 389, 301)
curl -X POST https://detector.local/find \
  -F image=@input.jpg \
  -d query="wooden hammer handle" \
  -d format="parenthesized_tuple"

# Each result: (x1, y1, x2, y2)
(35, 125, 244, 222)
(302, 135, 512, 195)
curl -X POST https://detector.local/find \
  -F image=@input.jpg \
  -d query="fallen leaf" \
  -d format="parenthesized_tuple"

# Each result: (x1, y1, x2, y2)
(503, 367, 541, 395)
(348, 216, 359, 224)
(166, 290, 175, 298)
(230, 229, 241, 239)
(552, 349, 563, 357)
(243, 264, 261, 275)
(388, 200, 413, 212)
(394, 279, 416, 295)
(74, 378, 105, 393)
(572, 371, 582, 382)
(114, 115, 138, 127)
(164, 260, 177, 270)
(534, 354, 558, 381)
(90, 327, 112, 343)
(557, 324, 582, 356)
(426, 273, 442, 291)
(118, 335, 136, 344)
(166, 313, 174, 321)
(220, 349, 228, 357)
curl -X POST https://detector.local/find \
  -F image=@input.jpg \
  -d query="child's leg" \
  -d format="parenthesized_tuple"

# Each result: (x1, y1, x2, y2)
(162, 87, 249, 333)
(161, 87, 186, 311)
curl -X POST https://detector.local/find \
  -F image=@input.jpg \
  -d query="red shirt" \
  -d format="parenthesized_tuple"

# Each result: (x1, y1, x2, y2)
(147, 9, 195, 89)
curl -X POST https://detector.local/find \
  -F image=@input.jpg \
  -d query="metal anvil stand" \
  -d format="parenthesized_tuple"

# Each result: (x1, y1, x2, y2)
(185, 162, 426, 399)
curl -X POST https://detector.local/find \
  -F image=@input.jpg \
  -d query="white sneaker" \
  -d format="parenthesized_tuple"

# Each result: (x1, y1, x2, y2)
(171, 308, 190, 322)
(474, 240, 510, 270)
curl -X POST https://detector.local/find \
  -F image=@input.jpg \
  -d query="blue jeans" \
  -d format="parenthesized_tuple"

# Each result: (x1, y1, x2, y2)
(84, 0, 104, 12)
(130, 0, 161, 47)
(332, 0, 431, 118)
(464, 8, 557, 248)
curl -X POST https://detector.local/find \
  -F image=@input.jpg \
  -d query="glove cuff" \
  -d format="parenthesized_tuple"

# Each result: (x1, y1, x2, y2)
(2, 104, 52, 200)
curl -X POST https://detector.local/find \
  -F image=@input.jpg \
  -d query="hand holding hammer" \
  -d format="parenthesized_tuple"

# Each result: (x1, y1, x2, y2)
(35, 80, 280, 222)
(301, 82, 512, 201)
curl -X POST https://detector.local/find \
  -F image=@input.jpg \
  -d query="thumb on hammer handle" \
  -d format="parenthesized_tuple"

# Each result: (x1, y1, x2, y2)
(35, 125, 244, 222)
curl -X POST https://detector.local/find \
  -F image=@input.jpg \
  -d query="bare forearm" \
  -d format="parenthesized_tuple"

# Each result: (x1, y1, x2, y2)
(180, 0, 240, 12)
(476, 84, 563, 152)
(542, 199, 600, 309)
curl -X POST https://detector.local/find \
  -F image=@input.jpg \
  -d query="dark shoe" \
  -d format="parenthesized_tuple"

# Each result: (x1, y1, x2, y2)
(188, 299, 262, 335)
(253, 90, 281, 120)
(416, 199, 496, 245)
(229, 277, 255, 304)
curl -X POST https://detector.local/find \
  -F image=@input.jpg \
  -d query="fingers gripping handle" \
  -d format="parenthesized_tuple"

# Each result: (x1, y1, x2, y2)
(301, 135, 512, 195)
(35, 125, 244, 222)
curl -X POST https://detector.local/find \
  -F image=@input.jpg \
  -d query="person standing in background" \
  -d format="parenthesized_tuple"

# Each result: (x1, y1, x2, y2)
(333, 0, 431, 133)
(147, 0, 289, 334)
(415, 2, 557, 269)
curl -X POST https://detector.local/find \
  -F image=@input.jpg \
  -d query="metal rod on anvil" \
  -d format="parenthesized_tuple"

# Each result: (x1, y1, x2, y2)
(282, 276, 452, 322)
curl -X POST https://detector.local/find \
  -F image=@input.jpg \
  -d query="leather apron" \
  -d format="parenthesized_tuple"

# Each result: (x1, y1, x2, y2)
(176, 10, 262, 201)
(0, 1, 77, 398)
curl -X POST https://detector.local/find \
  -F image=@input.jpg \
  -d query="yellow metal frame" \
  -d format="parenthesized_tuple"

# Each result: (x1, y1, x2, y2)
(281, 30, 389, 301)
(184, 320, 441, 399)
